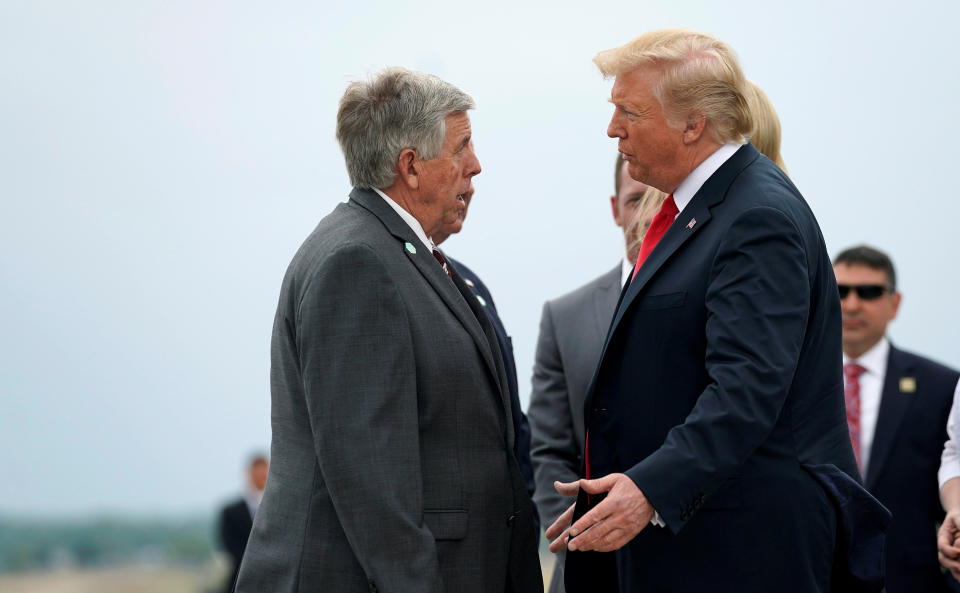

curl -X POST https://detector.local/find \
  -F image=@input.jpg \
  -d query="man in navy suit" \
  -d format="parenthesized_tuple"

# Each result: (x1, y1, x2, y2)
(433, 184, 537, 528)
(218, 454, 268, 593)
(546, 29, 887, 593)
(834, 245, 960, 593)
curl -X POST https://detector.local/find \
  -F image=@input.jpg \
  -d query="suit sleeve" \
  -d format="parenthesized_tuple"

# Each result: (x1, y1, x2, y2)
(297, 243, 444, 593)
(626, 206, 811, 533)
(529, 300, 581, 529)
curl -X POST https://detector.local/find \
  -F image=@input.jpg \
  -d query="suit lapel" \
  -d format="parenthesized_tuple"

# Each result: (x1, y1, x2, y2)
(865, 345, 914, 489)
(449, 265, 515, 447)
(591, 265, 622, 347)
(585, 144, 760, 415)
(349, 189, 509, 434)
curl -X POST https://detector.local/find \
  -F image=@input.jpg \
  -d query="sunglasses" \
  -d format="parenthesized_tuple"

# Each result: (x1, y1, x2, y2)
(837, 284, 889, 300)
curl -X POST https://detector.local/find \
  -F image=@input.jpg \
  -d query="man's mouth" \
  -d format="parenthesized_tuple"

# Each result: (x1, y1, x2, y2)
(456, 194, 465, 204)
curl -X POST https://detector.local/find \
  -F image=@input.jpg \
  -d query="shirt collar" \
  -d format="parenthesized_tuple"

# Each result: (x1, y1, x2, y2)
(673, 142, 742, 214)
(373, 188, 435, 252)
(843, 336, 890, 378)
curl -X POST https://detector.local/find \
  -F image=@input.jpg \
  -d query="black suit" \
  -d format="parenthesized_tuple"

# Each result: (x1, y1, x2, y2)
(865, 344, 960, 593)
(219, 498, 253, 593)
(446, 256, 538, 531)
(569, 144, 885, 593)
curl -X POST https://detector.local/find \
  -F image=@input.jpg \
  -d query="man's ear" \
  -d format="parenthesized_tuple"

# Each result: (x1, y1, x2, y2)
(681, 112, 707, 145)
(396, 148, 420, 190)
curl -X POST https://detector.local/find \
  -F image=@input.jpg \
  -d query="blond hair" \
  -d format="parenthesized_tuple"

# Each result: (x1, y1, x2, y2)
(745, 81, 788, 173)
(627, 186, 670, 258)
(594, 29, 754, 145)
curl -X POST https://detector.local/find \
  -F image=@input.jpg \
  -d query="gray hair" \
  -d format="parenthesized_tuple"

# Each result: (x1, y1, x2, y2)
(336, 67, 476, 189)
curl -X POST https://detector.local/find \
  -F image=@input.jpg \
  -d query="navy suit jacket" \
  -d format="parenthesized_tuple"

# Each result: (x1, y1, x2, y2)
(219, 498, 253, 593)
(447, 256, 538, 530)
(567, 144, 888, 593)
(865, 344, 960, 593)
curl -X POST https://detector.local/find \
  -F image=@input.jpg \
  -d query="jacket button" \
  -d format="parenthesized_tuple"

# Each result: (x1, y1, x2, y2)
(368, 580, 377, 593)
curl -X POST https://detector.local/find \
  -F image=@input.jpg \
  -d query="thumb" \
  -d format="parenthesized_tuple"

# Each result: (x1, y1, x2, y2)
(579, 474, 619, 495)
(554, 480, 580, 496)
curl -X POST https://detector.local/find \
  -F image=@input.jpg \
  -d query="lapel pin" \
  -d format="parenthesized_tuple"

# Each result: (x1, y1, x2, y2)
(899, 377, 917, 394)
(404, 242, 417, 254)
(464, 279, 475, 287)
(686, 218, 697, 229)
(476, 295, 487, 307)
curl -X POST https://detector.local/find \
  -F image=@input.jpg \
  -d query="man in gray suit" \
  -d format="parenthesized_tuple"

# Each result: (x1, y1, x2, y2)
(528, 155, 656, 592)
(235, 68, 541, 593)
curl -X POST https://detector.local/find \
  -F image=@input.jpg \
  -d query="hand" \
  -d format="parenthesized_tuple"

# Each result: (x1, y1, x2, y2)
(544, 480, 580, 553)
(546, 473, 655, 553)
(938, 509, 960, 581)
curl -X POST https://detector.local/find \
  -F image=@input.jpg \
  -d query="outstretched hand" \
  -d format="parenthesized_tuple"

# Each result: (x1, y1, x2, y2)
(544, 473, 654, 554)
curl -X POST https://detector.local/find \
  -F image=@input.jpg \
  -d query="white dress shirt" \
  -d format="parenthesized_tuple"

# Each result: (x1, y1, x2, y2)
(245, 488, 264, 518)
(939, 379, 960, 488)
(620, 254, 634, 287)
(672, 142, 741, 216)
(842, 338, 889, 477)
(374, 188, 436, 252)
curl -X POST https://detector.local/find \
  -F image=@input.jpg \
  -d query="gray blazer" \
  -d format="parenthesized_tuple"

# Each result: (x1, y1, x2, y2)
(527, 265, 621, 593)
(236, 188, 542, 593)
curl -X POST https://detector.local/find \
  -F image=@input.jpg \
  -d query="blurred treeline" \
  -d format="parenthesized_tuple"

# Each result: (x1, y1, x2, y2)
(0, 515, 215, 574)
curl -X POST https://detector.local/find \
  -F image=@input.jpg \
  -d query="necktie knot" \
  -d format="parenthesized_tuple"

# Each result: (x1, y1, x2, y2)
(632, 194, 678, 280)
(843, 362, 866, 381)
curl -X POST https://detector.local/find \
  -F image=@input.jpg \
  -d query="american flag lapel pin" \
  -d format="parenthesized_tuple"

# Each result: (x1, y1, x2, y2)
(686, 218, 697, 229)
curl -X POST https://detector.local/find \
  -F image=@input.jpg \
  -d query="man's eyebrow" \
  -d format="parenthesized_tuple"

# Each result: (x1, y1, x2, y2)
(457, 135, 471, 150)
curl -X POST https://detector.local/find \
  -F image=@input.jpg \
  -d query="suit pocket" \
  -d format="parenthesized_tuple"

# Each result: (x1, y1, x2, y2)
(423, 509, 468, 540)
(638, 291, 686, 311)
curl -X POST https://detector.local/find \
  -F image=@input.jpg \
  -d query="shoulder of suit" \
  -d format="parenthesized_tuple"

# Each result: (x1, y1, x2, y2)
(889, 344, 960, 383)
(546, 264, 620, 313)
(222, 497, 248, 516)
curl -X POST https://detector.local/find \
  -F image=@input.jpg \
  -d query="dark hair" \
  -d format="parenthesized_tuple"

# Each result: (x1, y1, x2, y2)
(833, 245, 897, 291)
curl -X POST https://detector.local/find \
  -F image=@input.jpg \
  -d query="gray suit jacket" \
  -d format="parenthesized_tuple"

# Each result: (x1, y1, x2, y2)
(527, 265, 621, 593)
(236, 188, 542, 593)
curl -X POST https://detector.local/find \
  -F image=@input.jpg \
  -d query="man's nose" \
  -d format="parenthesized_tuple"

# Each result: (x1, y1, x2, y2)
(466, 147, 481, 178)
(607, 115, 625, 139)
(840, 292, 860, 310)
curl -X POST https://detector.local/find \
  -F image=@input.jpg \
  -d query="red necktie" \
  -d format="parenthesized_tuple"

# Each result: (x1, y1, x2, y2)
(632, 194, 678, 281)
(843, 363, 866, 471)
(432, 249, 451, 277)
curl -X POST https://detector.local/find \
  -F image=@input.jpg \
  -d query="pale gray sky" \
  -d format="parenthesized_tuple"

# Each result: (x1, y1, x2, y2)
(2, 0, 958, 515)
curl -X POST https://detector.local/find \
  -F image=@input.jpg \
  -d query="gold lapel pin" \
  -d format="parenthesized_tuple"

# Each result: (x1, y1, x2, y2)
(899, 377, 917, 394)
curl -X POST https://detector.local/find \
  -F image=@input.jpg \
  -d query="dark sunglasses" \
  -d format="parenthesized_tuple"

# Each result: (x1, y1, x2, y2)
(837, 284, 888, 300)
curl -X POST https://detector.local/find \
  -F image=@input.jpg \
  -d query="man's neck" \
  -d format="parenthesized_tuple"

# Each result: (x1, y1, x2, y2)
(379, 185, 437, 237)
(664, 140, 723, 194)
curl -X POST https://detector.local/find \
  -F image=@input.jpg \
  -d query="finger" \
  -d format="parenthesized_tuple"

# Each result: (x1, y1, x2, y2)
(554, 480, 580, 497)
(586, 527, 628, 553)
(579, 474, 619, 495)
(942, 540, 960, 560)
(544, 502, 576, 540)
(940, 551, 960, 571)
(548, 527, 571, 554)
(568, 497, 616, 539)
(568, 518, 610, 552)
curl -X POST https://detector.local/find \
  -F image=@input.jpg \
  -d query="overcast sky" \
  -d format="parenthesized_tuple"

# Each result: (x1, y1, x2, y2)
(3, 0, 958, 516)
